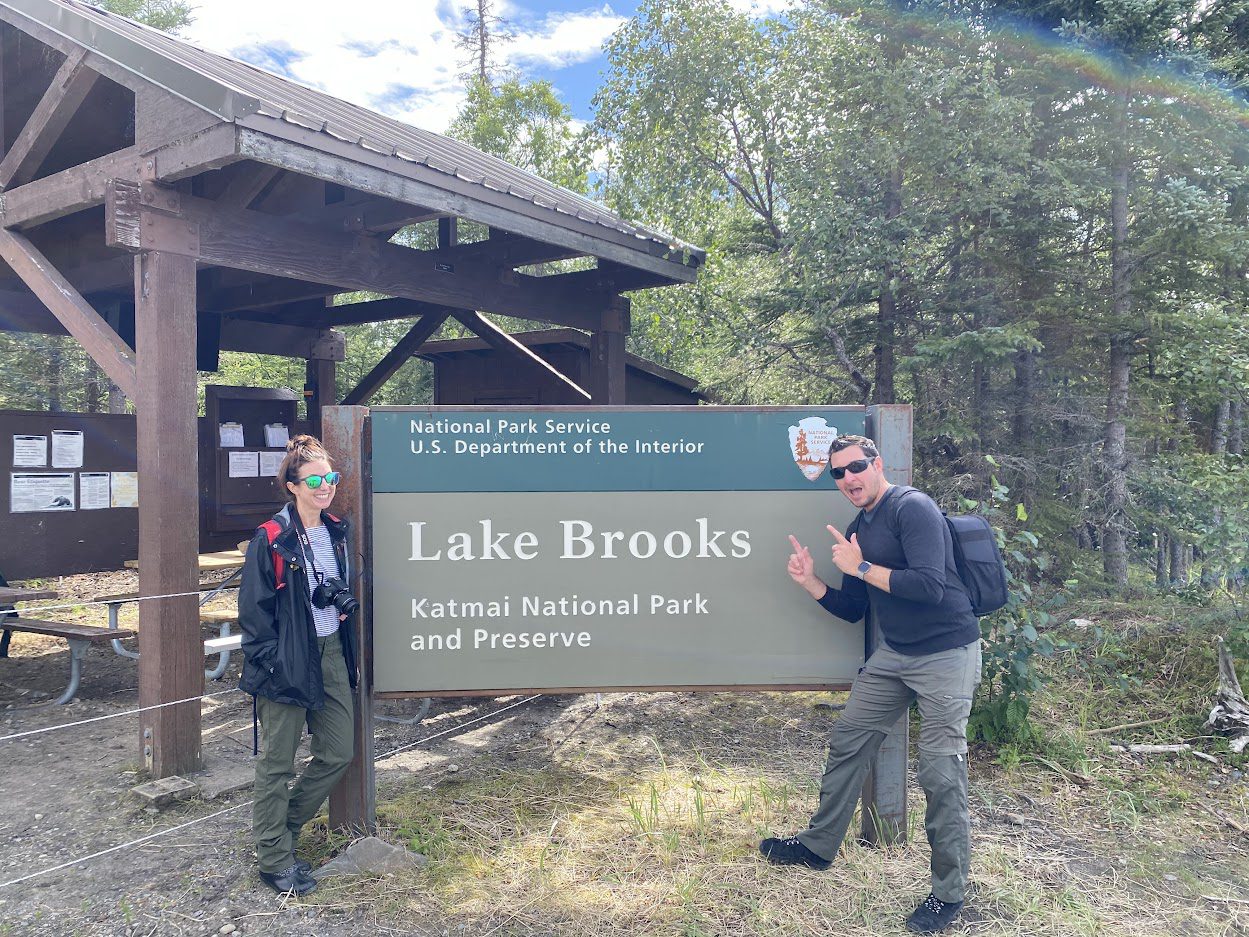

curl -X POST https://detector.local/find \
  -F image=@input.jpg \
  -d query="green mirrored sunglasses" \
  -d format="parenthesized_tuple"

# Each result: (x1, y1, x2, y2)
(297, 471, 341, 489)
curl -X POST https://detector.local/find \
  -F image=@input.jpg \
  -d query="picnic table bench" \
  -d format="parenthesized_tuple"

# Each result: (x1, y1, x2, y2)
(0, 618, 136, 704)
(92, 586, 242, 680)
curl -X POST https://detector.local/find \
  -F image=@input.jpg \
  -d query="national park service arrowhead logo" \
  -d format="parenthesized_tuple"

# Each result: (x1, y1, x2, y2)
(789, 417, 838, 481)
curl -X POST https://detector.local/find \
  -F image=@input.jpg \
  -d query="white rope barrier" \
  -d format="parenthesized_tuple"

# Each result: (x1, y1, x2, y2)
(2, 588, 230, 619)
(0, 694, 545, 890)
(0, 687, 245, 743)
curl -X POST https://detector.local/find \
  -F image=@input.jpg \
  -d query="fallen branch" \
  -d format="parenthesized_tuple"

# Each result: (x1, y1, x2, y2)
(1027, 756, 1093, 788)
(1110, 743, 1190, 754)
(1197, 802, 1249, 836)
(1087, 717, 1168, 735)
(1205, 637, 1249, 754)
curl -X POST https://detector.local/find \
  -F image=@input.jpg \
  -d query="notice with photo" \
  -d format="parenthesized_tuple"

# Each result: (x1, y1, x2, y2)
(229, 451, 260, 478)
(80, 472, 111, 510)
(110, 471, 138, 508)
(11, 473, 75, 513)
(12, 435, 46, 467)
(51, 429, 84, 468)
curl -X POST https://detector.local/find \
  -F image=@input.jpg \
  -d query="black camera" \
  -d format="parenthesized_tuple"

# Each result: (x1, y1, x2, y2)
(311, 577, 360, 617)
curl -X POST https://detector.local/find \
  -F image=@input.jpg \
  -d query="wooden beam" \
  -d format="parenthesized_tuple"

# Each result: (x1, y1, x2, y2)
(340, 310, 450, 406)
(0, 49, 99, 190)
(448, 309, 591, 400)
(134, 249, 202, 778)
(0, 227, 136, 397)
(236, 124, 701, 283)
(292, 194, 440, 234)
(200, 276, 333, 314)
(0, 146, 140, 229)
(215, 162, 282, 208)
(218, 317, 344, 360)
(106, 182, 610, 331)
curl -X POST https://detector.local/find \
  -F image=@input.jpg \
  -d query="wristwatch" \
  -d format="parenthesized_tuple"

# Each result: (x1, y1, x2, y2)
(857, 561, 873, 579)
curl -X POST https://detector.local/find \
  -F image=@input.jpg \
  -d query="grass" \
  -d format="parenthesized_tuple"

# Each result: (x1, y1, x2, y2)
(300, 604, 1249, 935)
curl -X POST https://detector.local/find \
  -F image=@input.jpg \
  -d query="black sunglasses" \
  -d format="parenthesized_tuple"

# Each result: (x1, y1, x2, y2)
(829, 458, 873, 480)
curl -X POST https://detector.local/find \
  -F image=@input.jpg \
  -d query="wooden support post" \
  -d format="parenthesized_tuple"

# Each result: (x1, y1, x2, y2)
(860, 404, 914, 845)
(590, 296, 629, 404)
(324, 406, 376, 834)
(135, 250, 202, 777)
(305, 357, 337, 434)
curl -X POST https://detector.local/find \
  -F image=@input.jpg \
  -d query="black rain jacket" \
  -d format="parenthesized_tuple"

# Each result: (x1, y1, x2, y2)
(238, 503, 358, 708)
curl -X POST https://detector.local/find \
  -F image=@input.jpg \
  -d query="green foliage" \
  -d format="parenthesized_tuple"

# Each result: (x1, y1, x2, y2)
(95, 0, 193, 33)
(963, 462, 1062, 746)
(448, 77, 590, 192)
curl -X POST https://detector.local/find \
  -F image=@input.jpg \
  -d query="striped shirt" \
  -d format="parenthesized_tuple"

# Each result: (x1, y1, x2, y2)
(301, 524, 341, 638)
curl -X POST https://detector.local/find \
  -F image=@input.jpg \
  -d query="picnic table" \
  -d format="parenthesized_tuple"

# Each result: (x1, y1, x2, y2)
(1, 585, 60, 658)
(106, 549, 248, 679)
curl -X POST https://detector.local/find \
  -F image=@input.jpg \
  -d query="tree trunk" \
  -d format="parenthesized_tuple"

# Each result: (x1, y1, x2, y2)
(1155, 531, 1168, 588)
(1213, 399, 1230, 454)
(1169, 531, 1188, 586)
(874, 163, 902, 405)
(1230, 398, 1243, 455)
(1101, 87, 1133, 587)
(46, 342, 62, 412)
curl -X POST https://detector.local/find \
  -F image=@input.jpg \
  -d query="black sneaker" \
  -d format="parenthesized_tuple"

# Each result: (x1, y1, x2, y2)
(906, 893, 963, 933)
(758, 835, 831, 870)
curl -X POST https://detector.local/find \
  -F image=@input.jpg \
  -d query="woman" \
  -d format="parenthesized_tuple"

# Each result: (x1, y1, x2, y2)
(239, 434, 358, 896)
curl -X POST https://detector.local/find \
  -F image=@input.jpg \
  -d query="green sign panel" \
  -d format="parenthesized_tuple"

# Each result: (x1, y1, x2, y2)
(370, 407, 870, 693)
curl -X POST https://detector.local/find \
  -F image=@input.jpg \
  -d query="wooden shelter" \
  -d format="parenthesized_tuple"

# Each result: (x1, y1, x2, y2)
(419, 328, 707, 406)
(0, 0, 702, 781)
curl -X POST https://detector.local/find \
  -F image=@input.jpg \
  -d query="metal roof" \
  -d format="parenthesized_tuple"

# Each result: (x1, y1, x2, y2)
(1, 0, 704, 266)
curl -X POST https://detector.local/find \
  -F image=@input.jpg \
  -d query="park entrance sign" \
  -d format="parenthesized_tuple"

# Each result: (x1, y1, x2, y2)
(370, 406, 879, 695)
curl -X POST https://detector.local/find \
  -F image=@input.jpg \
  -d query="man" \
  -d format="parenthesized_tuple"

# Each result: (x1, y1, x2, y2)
(760, 434, 982, 935)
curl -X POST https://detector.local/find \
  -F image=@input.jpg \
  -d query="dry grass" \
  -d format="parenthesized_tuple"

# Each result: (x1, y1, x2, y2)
(303, 683, 1249, 936)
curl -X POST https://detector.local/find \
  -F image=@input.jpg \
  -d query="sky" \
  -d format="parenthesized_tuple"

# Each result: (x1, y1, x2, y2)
(182, 0, 633, 133)
(181, 0, 782, 134)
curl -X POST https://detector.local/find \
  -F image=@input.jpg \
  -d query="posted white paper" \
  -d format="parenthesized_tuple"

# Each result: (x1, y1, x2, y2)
(229, 451, 260, 478)
(13, 435, 47, 467)
(80, 472, 111, 509)
(264, 423, 289, 447)
(259, 450, 285, 478)
(11, 473, 75, 512)
(110, 471, 138, 508)
(51, 429, 84, 468)
(218, 422, 245, 447)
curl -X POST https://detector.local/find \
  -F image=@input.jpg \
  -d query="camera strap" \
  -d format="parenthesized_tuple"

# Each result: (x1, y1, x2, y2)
(290, 510, 325, 587)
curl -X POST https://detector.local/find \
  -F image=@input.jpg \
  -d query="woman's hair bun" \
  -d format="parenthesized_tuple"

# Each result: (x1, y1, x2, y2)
(287, 433, 320, 453)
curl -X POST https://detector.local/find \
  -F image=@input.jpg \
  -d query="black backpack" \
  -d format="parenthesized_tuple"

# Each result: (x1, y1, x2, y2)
(877, 487, 1010, 617)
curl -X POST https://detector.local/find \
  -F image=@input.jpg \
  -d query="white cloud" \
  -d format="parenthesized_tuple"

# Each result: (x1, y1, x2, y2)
(181, 0, 624, 132)
(185, 0, 477, 131)
(508, 7, 625, 69)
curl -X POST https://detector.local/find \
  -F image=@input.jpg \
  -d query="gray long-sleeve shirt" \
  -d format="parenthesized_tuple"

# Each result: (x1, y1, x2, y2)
(817, 486, 979, 656)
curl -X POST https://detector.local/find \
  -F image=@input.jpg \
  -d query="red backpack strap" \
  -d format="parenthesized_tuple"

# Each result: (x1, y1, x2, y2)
(260, 520, 286, 590)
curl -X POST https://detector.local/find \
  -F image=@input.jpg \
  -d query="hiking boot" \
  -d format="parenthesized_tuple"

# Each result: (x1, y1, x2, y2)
(905, 893, 963, 933)
(758, 835, 831, 870)
(258, 863, 317, 897)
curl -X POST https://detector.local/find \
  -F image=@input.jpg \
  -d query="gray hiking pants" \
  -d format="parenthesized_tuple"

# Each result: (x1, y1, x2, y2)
(797, 640, 982, 903)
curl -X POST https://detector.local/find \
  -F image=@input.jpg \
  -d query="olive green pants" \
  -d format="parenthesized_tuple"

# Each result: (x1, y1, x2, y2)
(253, 634, 355, 874)
(797, 641, 981, 903)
